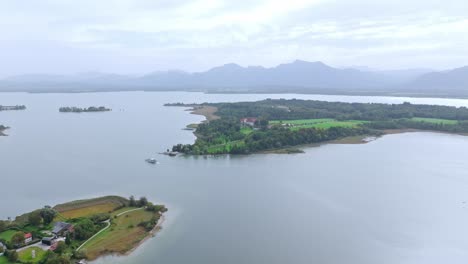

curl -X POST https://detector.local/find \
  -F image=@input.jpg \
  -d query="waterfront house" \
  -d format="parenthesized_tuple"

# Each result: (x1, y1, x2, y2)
(24, 233, 33, 244)
(52, 222, 74, 237)
(240, 117, 257, 127)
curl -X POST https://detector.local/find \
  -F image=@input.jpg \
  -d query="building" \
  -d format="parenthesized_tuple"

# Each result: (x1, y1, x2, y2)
(240, 117, 257, 127)
(52, 222, 74, 237)
(42, 237, 54, 246)
(24, 233, 33, 244)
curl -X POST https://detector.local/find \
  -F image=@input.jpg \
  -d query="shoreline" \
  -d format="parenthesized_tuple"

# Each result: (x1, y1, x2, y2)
(186, 105, 220, 122)
(89, 213, 166, 262)
(3, 90, 468, 100)
(123, 213, 166, 257)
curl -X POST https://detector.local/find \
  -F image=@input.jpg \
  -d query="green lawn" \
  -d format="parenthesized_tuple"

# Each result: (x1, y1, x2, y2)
(206, 140, 245, 154)
(17, 247, 47, 264)
(270, 119, 367, 130)
(0, 230, 16, 242)
(410, 117, 458, 125)
(0, 256, 10, 264)
(240, 127, 253, 135)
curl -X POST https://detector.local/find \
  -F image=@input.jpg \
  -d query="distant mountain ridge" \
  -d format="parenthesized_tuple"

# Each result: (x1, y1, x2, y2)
(0, 60, 467, 97)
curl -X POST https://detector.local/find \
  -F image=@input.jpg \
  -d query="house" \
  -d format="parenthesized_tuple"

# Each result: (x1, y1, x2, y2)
(240, 117, 257, 127)
(42, 237, 54, 246)
(52, 222, 74, 237)
(24, 233, 33, 244)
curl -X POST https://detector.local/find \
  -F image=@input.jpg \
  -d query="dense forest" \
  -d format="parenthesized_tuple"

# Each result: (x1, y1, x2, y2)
(59, 106, 111, 113)
(171, 99, 468, 155)
(0, 105, 26, 111)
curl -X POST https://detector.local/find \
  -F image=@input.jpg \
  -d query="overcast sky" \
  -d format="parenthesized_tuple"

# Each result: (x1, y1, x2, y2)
(1, 0, 467, 77)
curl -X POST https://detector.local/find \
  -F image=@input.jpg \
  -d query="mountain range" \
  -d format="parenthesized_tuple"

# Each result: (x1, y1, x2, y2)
(1, 60, 467, 97)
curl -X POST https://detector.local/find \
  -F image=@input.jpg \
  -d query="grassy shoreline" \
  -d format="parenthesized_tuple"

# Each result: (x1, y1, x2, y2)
(0, 196, 167, 263)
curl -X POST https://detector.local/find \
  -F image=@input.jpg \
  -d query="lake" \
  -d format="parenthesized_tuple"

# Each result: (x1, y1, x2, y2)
(2, 92, 468, 264)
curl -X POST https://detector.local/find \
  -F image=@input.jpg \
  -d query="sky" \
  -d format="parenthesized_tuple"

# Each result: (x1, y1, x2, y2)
(0, 0, 468, 77)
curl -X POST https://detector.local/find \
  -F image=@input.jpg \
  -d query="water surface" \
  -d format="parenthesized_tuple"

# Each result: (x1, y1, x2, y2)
(1, 92, 468, 264)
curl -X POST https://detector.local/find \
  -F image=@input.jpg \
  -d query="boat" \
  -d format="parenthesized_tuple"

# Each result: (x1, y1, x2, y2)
(145, 158, 157, 164)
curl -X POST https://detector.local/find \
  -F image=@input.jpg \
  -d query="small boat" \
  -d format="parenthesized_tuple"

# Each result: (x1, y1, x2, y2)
(145, 158, 157, 164)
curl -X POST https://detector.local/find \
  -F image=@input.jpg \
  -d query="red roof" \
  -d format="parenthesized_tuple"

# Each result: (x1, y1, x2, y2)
(241, 117, 257, 122)
(24, 233, 32, 239)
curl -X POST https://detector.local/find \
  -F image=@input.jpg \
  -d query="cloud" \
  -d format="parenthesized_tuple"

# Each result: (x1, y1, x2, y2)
(0, 0, 467, 76)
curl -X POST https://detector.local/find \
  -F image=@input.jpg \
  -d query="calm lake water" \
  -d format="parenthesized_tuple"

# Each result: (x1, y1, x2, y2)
(2, 92, 468, 264)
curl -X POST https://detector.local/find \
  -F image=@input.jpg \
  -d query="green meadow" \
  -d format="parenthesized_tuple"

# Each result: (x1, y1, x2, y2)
(270, 119, 367, 130)
(410, 117, 458, 125)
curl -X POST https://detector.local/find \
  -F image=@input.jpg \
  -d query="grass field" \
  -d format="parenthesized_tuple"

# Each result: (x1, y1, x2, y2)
(59, 203, 117, 219)
(240, 127, 253, 135)
(0, 230, 16, 242)
(54, 196, 128, 219)
(17, 247, 47, 264)
(81, 209, 158, 260)
(0, 256, 16, 264)
(206, 140, 245, 154)
(270, 119, 367, 130)
(410, 117, 458, 125)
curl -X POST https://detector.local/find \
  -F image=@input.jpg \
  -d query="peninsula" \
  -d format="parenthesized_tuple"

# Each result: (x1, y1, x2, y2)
(59, 106, 111, 113)
(0, 196, 167, 264)
(167, 99, 468, 155)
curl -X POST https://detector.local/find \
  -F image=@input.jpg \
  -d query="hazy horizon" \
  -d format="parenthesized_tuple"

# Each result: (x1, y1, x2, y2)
(1, 0, 467, 78)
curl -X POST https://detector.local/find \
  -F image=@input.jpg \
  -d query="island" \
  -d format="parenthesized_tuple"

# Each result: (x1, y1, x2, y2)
(59, 106, 111, 113)
(0, 105, 26, 111)
(0, 196, 167, 264)
(166, 99, 468, 155)
(0, 125, 8, 136)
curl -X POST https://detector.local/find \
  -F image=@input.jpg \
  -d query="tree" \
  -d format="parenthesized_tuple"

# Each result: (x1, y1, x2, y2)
(40, 206, 57, 225)
(28, 211, 43, 226)
(0, 220, 6, 232)
(6, 250, 18, 262)
(45, 252, 71, 264)
(54, 241, 67, 254)
(74, 219, 97, 240)
(138, 197, 148, 207)
(65, 234, 71, 245)
(11, 231, 25, 246)
(129, 195, 136, 207)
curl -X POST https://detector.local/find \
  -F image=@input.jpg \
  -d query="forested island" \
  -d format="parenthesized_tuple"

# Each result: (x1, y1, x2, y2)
(59, 106, 111, 113)
(167, 99, 468, 155)
(0, 105, 26, 111)
(0, 196, 167, 264)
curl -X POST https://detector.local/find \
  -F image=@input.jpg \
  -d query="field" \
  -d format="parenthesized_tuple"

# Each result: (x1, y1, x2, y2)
(54, 196, 128, 219)
(0, 256, 15, 264)
(0, 230, 16, 242)
(270, 119, 367, 130)
(410, 117, 458, 125)
(81, 208, 159, 260)
(240, 127, 253, 135)
(17, 247, 47, 264)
